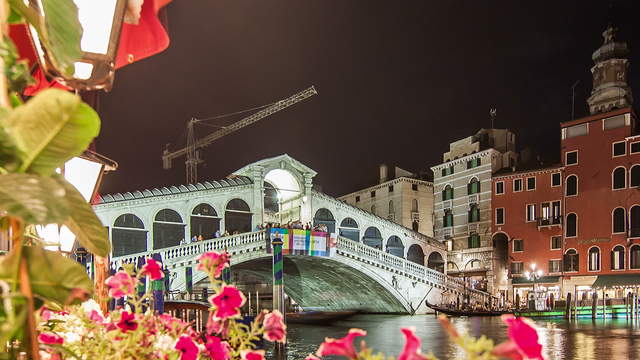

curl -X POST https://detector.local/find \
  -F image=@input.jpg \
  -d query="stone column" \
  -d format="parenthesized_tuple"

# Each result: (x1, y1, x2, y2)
(251, 166, 265, 227)
(301, 173, 314, 224)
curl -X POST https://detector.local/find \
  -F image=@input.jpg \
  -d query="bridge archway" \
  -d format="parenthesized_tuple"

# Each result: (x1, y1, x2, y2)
(112, 214, 147, 256)
(153, 209, 185, 249)
(339, 217, 359, 242)
(263, 182, 279, 213)
(386, 236, 404, 257)
(407, 244, 425, 265)
(225, 199, 252, 234)
(314, 208, 336, 233)
(363, 227, 383, 250)
(190, 203, 220, 239)
(427, 252, 445, 273)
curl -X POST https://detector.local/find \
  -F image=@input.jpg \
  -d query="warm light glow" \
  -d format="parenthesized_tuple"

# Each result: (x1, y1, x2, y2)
(74, 0, 118, 54)
(531, 263, 536, 270)
(265, 169, 301, 201)
(64, 157, 103, 202)
(537, 269, 543, 277)
(524, 271, 530, 279)
(73, 62, 94, 79)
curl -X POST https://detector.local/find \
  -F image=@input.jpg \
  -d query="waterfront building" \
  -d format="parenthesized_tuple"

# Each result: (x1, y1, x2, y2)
(431, 128, 518, 294)
(337, 164, 434, 237)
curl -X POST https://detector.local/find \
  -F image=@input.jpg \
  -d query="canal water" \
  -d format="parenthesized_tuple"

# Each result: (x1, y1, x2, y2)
(279, 314, 640, 359)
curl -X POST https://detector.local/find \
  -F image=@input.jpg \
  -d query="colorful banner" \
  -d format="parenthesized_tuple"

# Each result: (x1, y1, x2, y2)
(267, 228, 335, 257)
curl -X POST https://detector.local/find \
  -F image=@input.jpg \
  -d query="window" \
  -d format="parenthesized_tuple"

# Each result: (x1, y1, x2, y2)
(442, 166, 454, 177)
(526, 177, 536, 191)
(551, 173, 561, 187)
(631, 206, 640, 237)
(468, 206, 480, 223)
(552, 201, 561, 222)
(412, 199, 418, 212)
(541, 202, 550, 220)
(371, 191, 376, 198)
(467, 158, 480, 169)
(566, 175, 578, 196)
(566, 213, 577, 237)
(388, 200, 394, 215)
(613, 167, 626, 189)
(631, 165, 640, 187)
(412, 184, 418, 191)
(613, 207, 626, 233)
(467, 178, 480, 194)
(564, 249, 579, 272)
(496, 208, 505, 225)
(588, 247, 601, 271)
(442, 185, 453, 201)
(632, 142, 640, 154)
(511, 262, 523, 275)
(613, 141, 626, 157)
(513, 179, 522, 192)
(355, 196, 360, 203)
(443, 211, 453, 228)
(603, 115, 626, 130)
(551, 236, 562, 250)
(495, 181, 504, 194)
(549, 260, 562, 273)
(526, 204, 536, 222)
(412, 221, 419, 232)
(631, 245, 640, 269)
(566, 151, 578, 165)
(612, 245, 625, 270)
(564, 123, 588, 139)
(468, 234, 480, 248)
(513, 239, 524, 252)
(388, 185, 394, 193)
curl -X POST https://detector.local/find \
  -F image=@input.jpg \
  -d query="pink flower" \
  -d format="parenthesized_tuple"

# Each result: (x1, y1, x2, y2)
(116, 311, 138, 332)
(88, 310, 104, 323)
(38, 332, 63, 345)
(241, 350, 265, 360)
(175, 336, 200, 360)
(198, 251, 230, 278)
(305, 355, 321, 360)
(263, 310, 286, 343)
(40, 308, 52, 322)
(142, 258, 164, 280)
(316, 328, 367, 359)
(206, 312, 225, 335)
(105, 271, 137, 299)
(398, 327, 428, 360)
(205, 335, 231, 360)
(493, 315, 544, 360)
(209, 285, 245, 319)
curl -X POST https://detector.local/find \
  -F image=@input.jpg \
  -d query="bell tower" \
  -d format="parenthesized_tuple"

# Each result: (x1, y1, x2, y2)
(587, 25, 633, 114)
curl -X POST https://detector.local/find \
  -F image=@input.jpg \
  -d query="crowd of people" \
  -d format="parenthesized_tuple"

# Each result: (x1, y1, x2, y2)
(257, 220, 329, 232)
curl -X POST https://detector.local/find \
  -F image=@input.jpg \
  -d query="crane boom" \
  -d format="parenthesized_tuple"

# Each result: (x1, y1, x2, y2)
(162, 86, 318, 183)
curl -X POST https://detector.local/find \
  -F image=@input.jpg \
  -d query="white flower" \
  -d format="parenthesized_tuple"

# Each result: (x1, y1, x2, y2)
(155, 334, 177, 352)
(81, 299, 103, 318)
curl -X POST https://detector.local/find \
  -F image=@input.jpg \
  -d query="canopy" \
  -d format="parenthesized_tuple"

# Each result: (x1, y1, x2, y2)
(592, 274, 640, 288)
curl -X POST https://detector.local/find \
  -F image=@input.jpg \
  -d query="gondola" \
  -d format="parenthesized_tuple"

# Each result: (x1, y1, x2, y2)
(426, 301, 508, 317)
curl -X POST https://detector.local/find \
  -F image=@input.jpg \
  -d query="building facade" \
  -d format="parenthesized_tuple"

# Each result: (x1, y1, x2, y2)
(431, 129, 517, 294)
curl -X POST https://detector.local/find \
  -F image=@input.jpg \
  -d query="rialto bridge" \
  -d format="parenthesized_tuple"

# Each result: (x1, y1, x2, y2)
(93, 154, 491, 314)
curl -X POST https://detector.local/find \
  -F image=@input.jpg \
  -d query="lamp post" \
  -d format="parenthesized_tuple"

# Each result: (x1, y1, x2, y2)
(525, 263, 543, 310)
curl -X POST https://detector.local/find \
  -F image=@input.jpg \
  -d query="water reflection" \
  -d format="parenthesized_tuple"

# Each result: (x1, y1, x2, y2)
(281, 315, 640, 359)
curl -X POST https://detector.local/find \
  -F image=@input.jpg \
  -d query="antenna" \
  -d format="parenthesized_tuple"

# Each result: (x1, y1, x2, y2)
(571, 80, 580, 120)
(489, 108, 497, 129)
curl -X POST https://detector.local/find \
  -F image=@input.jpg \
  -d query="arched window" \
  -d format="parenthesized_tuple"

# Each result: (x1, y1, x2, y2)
(371, 205, 376, 215)
(442, 185, 453, 201)
(631, 245, 640, 269)
(613, 167, 626, 189)
(407, 244, 425, 265)
(564, 249, 579, 272)
(631, 165, 640, 187)
(612, 245, 625, 270)
(631, 206, 640, 237)
(467, 177, 480, 195)
(412, 221, 419, 232)
(613, 207, 626, 233)
(153, 209, 185, 249)
(588, 247, 600, 271)
(339, 218, 359, 242)
(412, 199, 418, 212)
(313, 208, 336, 233)
(112, 214, 147, 257)
(566, 213, 577, 237)
(386, 236, 404, 257)
(427, 252, 445, 273)
(468, 259, 481, 269)
(263, 182, 279, 213)
(388, 200, 394, 216)
(566, 175, 578, 196)
(443, 210, 453, 228)
(362, 227, 382, 249)
(468, 205, 480, 223)
(191, 203, 219, 239)
(225, 199, 252, 234)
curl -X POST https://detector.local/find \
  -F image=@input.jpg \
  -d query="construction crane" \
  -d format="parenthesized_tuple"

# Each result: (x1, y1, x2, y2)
(162, 86, 318, 184)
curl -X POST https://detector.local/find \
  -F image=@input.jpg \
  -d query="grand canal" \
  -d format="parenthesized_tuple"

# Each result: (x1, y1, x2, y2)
(280, 314, 640, 359)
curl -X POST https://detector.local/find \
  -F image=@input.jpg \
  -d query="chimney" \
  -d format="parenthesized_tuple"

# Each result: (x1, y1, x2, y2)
(379, 164, 388, 184)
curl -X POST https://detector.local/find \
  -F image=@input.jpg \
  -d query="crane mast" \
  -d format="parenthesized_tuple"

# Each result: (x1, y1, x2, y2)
(162, 86, 317, 184)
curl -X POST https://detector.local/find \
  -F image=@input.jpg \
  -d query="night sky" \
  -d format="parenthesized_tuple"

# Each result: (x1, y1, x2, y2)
(97, 0, 640, 197)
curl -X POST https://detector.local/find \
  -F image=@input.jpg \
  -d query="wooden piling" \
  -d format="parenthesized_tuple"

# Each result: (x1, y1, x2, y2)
(592, 291, 598, 319)
(565, 292, 572, 319)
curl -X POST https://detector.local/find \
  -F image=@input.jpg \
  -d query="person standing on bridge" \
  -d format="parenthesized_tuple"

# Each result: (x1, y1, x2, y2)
(215, 229, 221, 238)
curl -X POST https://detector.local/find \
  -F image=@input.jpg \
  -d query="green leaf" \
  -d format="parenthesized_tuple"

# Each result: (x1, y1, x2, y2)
(53, 175, 110, 257)
(0, 245, 93, 305)
(5, 89, 100, 176)
(0, 173, 68, 224)
(0, 37, 35, 93)
(42, 0, 83, 76)
(0, 115, 24, 172)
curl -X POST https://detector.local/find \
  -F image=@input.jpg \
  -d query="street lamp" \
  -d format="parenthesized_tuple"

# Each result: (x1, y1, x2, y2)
(27, 0, 128, 90)
(525, 264, 543, 307)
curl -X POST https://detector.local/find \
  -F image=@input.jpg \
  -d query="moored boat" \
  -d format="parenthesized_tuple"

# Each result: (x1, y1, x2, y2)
(426, 301, 508, 317)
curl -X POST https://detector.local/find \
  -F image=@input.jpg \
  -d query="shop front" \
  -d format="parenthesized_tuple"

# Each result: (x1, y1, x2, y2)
(511, 276, 561, 310)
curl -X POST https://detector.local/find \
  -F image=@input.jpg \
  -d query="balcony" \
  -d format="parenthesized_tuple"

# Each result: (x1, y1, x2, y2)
(468, 194, 478, 205)
(537, 216, 562, 229)
(411, 212, 419, 221)
(468, 223, 478, 234)
(443, 227, 452, 239)
(442, 200, 452, 210)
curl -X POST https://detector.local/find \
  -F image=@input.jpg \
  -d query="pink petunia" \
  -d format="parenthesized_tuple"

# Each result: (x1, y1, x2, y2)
(205, 334, 231, 360)
(105, 271, 137, 299)
(38, 332, 64, 345)
(263, 310, 286, 343)
(316, 328, 367, 359)
(88, 310, 105, 323)
(197, 251, 230, 278)
(398, 327, 427, 360)
(305, 355, 321, 360)
(142, 258, 164, 280)
(240, 350, 265, 360)
(116, 311, 138, 333)
(175, 336, 200, 360)
(493, 315, 544, 360)
(40, 308, 52, 322)
(209, 285, 245, 319)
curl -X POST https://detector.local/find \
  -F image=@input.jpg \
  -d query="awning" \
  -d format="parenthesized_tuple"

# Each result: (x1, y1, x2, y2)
(511, 276, 560, 285)
(592, 274, 640, 288)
